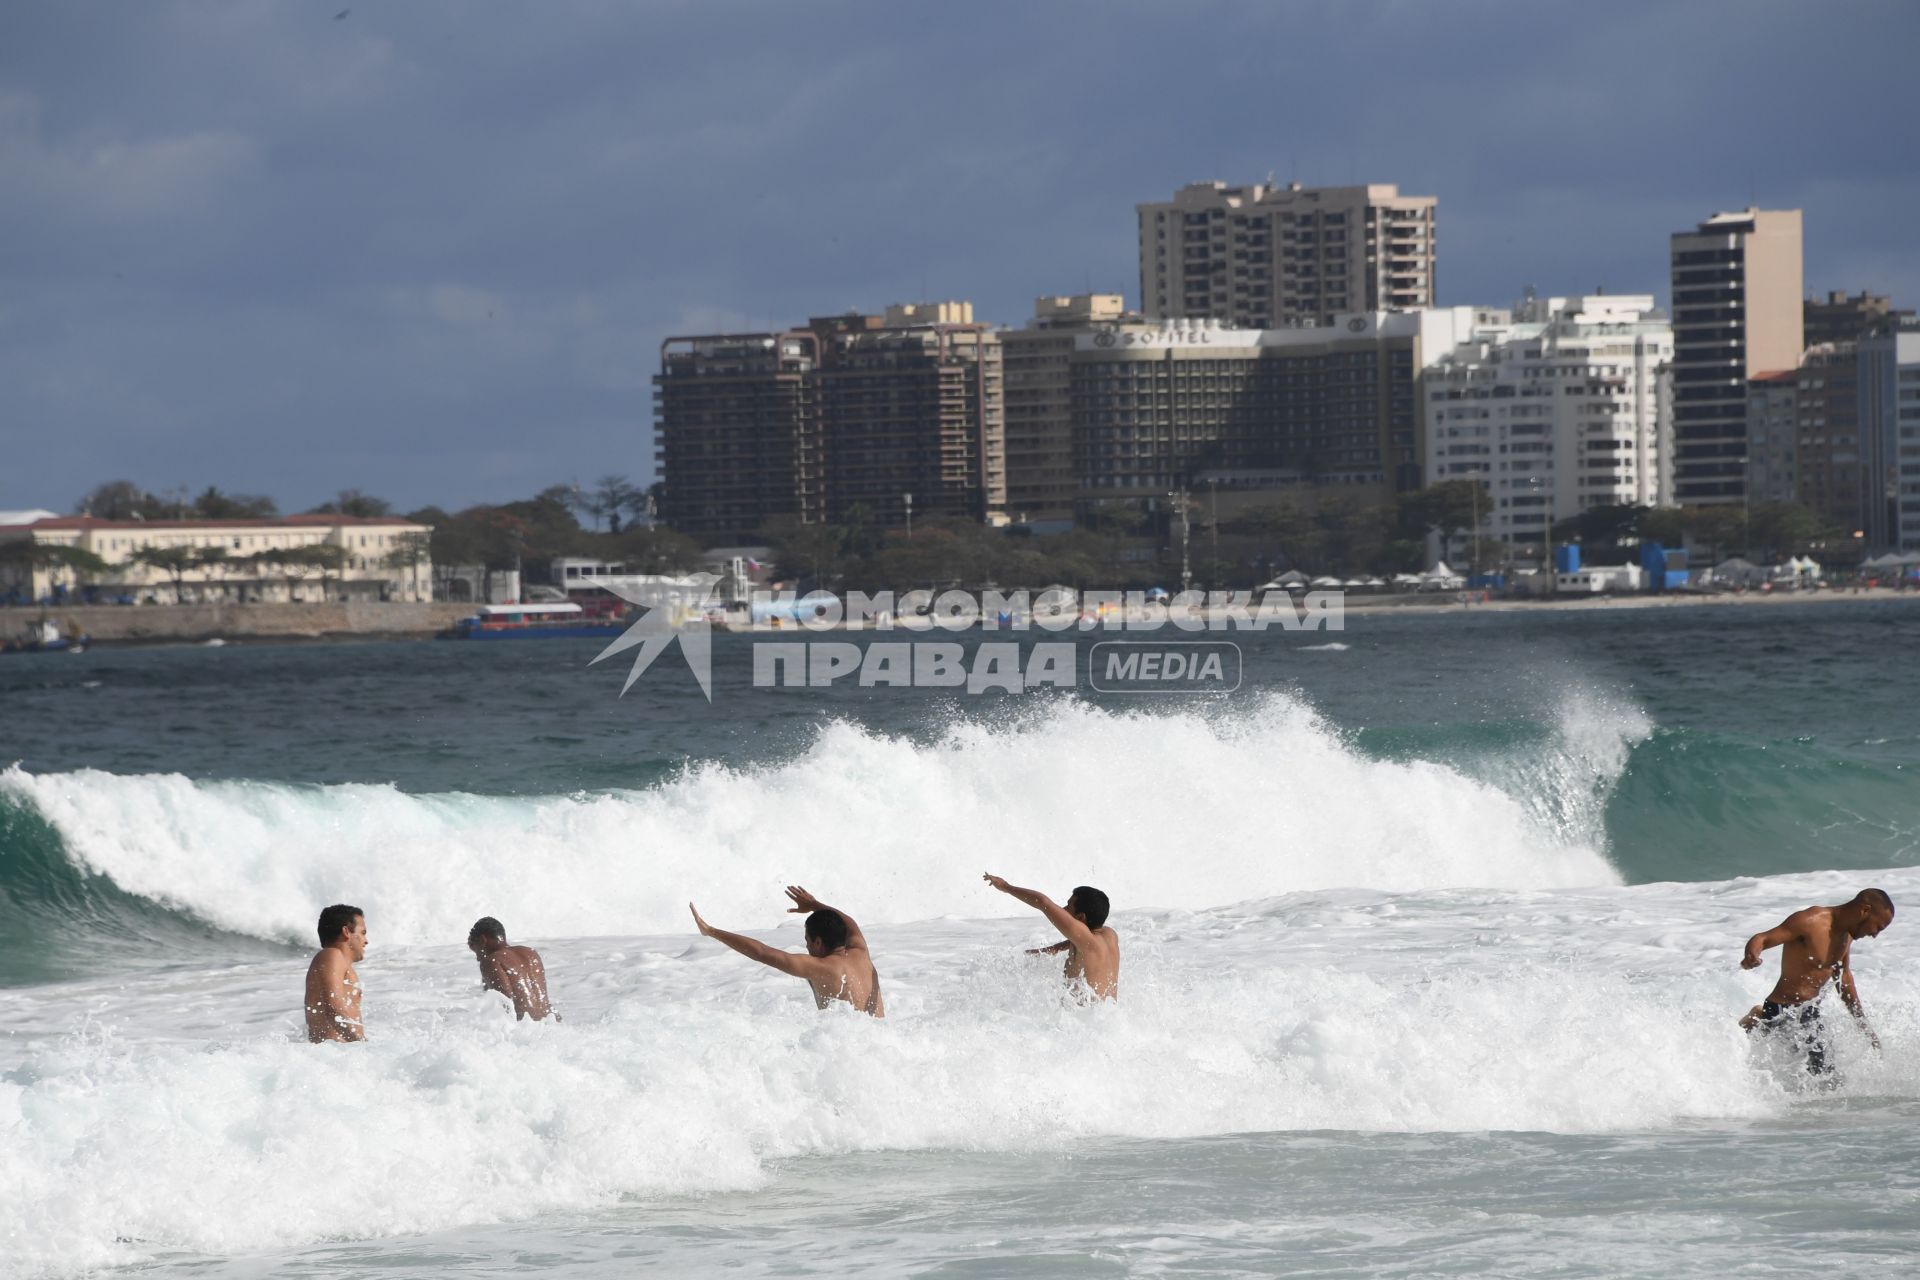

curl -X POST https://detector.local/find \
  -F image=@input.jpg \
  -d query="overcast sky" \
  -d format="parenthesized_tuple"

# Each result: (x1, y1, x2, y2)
(4, 0, 1916, 515)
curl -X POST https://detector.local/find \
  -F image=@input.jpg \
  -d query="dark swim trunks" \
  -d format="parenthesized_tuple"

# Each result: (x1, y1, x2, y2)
(1756, 1000, 1830, 1075)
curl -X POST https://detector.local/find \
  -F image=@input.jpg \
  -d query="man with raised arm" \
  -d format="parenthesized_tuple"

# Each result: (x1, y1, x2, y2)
(468, 917, 557, 1022)
(304, 903, 368, 1043)
(984, 873, 1119, 1001)
(1738, 887, 1895, 1073)
(689, 885, 885, 1017)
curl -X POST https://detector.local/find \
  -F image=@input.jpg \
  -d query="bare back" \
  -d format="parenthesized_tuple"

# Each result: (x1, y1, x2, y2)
(803, 950, 885, 1016)
(481, 944, 554, 1021)
(304, 949, 363, 1042)
(1061, 926, 1120, 1001)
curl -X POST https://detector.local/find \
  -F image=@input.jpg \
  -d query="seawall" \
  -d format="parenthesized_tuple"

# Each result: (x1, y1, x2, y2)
(2, 601, 475, 645)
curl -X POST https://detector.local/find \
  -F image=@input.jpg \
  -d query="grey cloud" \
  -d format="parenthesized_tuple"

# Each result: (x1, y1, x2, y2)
(2, 0, 1916, 512)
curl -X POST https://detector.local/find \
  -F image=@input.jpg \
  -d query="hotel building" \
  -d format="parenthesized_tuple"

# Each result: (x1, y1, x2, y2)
(1138, 182, 1437, 328)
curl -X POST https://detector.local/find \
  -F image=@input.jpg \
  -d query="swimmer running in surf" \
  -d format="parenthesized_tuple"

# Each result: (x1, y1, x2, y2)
(690, 886, 884, 1016)
(304, 903, 367, 1043)
(467, 917, 557, 1021)
(984, 873, 1119, 1001)
(1738, 887, 1894, 1073)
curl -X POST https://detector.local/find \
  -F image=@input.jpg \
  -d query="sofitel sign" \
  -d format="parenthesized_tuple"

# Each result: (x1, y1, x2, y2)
(1081, 327, 1257, 352)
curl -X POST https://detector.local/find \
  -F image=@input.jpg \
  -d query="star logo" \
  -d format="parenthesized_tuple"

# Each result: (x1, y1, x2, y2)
(589, 573, 722, 699)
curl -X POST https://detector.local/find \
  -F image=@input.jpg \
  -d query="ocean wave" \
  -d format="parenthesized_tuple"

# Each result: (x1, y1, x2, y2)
(5, 871, 1918, 1277)
(0, 693, 1623, 955)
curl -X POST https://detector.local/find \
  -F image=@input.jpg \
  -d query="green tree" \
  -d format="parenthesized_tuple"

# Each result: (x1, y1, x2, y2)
(294, 544, 352, 597)
(77, 480, 167, 521)
(192, 546, 232, 600)
(192, 487, 278, 520)
(0, 541, 110, 597)
(579, 474, 640, 533)
(616, 525, 704, 575)
(758, 516, 848, 585)
(130, 545, 199, 600)
(308, 489, 391, 518)
(382, 531, 433, 599)
(1551, 503, 1649, 549)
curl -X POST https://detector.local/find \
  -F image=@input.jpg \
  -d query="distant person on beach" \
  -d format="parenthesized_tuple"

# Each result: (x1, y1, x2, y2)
(689, 886, 884, 1016)
(983, 873, 1120, 1001)
(468, 917, 557, 1021)
(1738, 888, 1894, 1072)
(305, 903, 368, 1043)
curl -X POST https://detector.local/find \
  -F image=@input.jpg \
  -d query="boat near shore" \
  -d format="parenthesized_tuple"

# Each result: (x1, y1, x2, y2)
(437, 602, 628, 640)
(3, 617, 88, 654)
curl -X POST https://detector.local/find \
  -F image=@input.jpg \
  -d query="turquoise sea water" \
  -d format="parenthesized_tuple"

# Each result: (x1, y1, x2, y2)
(2, 599, 1917, 1276)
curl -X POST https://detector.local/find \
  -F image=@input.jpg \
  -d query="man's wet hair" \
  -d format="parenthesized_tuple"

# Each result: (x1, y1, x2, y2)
(1069, 886, 1110, 929)
(1857, 888, 1895, 917)
(316, 903, 364, 947)
(469, 917, 507, 942)
(804, 909, 849, 951)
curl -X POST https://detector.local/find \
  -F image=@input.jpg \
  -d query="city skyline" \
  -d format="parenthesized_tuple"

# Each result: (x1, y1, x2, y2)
(4, 1, 1917, 514)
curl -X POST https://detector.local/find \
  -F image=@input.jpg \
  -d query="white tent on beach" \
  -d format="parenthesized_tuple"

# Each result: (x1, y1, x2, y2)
(1711, 557, 1767, 586)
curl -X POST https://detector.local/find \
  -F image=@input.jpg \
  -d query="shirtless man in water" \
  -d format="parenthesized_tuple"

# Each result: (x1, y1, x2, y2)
(984, 873, 1119, 1001)
(304, 904, 367, 1043)
(689, 886, 884, 1016)
(1739, 887, 1894, 1072)
(468, 917, 557, 1021)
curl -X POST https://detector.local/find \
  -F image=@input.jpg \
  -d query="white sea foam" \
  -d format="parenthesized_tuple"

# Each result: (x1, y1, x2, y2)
(3, 869, 1918, 1277)
(0, 693, 1628, 949)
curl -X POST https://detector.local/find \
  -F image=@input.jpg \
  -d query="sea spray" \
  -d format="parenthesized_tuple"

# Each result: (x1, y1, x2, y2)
(0, 694, 1621, 951)
(4, 871, 1918, 1277)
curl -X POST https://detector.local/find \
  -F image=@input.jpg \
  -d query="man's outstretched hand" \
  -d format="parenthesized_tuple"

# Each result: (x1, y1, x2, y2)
(785, 885, 824, 914)
(689, 903, 714, 937)
(983, 873, 1011, 893)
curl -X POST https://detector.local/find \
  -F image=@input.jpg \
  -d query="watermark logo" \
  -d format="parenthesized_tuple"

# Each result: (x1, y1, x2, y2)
(590, 573, 721, 700)
(1088, 641, 1242, 693)
(590, 585, 1338, 698)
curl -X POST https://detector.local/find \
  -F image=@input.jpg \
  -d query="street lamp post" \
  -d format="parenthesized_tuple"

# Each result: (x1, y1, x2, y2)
(1208, 478, 1219, 592)
(1168, 490, 1192, 595)
(903, 492, 913, 540)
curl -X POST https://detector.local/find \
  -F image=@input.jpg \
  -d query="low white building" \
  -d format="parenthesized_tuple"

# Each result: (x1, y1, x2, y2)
(1425, 294, 1673, 556)
(0, 515, 434, 603)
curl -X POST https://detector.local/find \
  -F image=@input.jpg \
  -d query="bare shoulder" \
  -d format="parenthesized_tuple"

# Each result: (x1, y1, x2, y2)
(308, 948, 345, 977)
(1790, 906, 1834, 935)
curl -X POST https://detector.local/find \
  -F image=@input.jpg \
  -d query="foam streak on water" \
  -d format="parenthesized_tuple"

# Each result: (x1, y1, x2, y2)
(3, 869, 1918, 1277)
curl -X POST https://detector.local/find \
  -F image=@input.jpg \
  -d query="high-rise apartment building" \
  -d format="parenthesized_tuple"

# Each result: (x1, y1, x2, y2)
(1745, 371, 1799, 506)
(1138, 182, 1437, 328)
(1794, 344, 1864, 532)
(655, 303, 1004, 539)
(994, 308, 1475, 519)
(1804, 290, 1913, 349)
(1426, 296, 1673, 554)
(654, 330, 825, 537)
(1002, 295, 1128, 528)
(813, 302, 1005, 527)
(1858, 321, 1920, 552)
(1668, 208, 1803, 505)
